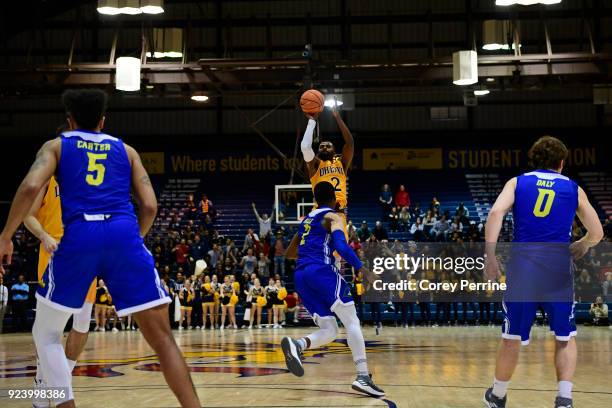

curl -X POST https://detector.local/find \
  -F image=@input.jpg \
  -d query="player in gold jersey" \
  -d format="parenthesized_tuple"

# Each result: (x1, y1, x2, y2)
(24, 154, 97, 408)
(301, 106, 354, 234)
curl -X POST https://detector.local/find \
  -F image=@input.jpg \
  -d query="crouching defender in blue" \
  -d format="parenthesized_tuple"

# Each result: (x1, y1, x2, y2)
(0, 89, 200, 408)
(282, 181, 385, 398)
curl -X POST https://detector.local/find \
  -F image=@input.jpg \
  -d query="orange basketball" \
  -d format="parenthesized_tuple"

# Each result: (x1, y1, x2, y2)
(300, 89, 324, 115)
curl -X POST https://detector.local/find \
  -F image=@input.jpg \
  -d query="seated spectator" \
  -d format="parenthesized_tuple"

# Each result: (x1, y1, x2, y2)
(602, 263, 612, 302)
(347, 220, 357, 237)
(410, 217, 426, 241)
(357, 221, 372, 242)
(349, 234, 362, 251)
(410, 202, 422, 219)
(450, 217, 463, 235)
(373, 221, 389, 241)
(423, 210, 436, 229)
(388, 207, 399, 232)
(379, 184, 393, 218)
(431, 215, 450, 241)
(604, 215, 612, 239)
(399, 207, 411, 231)
(455, 202, 470, 225)
(430, 196, 440, 211)
(587, 296, 609, 326)
(395, 185, 410, 210)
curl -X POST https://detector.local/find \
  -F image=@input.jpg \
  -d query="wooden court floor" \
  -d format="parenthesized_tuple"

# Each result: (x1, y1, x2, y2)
(0, 325, 610, 407)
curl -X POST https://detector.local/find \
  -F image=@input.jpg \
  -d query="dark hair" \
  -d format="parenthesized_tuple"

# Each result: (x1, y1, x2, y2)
(62, 89, 108, 130)
(313, 181, 336, 206)
(55, 123, 69, 137)
(527, 136, 568, 170)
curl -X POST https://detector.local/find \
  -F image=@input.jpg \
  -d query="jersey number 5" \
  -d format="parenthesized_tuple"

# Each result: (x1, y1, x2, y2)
(533, 188, 556, 217)
(86, 153, 108, 186)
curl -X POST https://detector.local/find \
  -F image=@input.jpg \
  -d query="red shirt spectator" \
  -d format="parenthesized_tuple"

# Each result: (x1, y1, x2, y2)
(395, 185, 410, 208)
(284, 293, 299, 308)
(173, 239, 189, 265)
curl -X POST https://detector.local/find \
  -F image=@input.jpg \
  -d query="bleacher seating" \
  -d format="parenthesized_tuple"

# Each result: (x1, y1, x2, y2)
(577, 172, 611, 219)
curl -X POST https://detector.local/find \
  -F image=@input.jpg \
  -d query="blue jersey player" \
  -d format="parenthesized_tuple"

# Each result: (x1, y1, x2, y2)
(281, 181, 385, 398)
(0, 89, 201, 408)
(483, 136, 603, 408)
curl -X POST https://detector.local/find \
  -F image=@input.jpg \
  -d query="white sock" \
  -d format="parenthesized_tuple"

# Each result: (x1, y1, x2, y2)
(297, 338, 307, 350)
(67, 359, 77, 372)
(32, 300, 75, 405)
(492, 377, 509, 398)
(558, 381, 572, 399)
(333, 303, 369, 376)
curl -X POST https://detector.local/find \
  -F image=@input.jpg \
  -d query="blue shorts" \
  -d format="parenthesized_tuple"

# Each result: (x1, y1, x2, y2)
(294, 262, 353, 320)
(501, 301, 576, 345)
(37, 216, 170, 317)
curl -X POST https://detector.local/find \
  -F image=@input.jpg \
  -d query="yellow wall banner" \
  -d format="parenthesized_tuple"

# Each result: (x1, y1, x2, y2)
(140, 152, 165, 174)
(363, 148, 443, 170)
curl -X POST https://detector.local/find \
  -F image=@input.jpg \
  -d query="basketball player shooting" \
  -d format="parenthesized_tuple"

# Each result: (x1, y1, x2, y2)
(482, 136, 603, 408)
(0, 89, 201, 408)
(281, 181, 385, 398)
(300, 90, 353, 221)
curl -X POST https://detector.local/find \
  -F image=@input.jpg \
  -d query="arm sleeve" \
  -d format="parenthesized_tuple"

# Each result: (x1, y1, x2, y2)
(300, 119, 317, 162)
(331, 229, 363, 270)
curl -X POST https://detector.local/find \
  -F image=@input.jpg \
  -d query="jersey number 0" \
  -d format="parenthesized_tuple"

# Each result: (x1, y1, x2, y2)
(533, 188, 556, 217)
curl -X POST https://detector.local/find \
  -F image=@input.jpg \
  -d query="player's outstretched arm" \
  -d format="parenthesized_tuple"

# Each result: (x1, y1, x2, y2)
(332, 108, 354, 171)
(571, 187, 604, 259)
(23, 181, 58, 254)
(0, 139, 59, 274)
(285, 233, 300, 260)
(301, 117, 320, 176)
(125, 144, 158, 238)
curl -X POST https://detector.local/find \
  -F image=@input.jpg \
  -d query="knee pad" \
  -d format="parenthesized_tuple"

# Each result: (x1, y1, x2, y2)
(72, 302, 93, 333)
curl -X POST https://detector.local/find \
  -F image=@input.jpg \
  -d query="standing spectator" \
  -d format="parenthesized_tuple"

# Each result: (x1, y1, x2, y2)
(357, 221, 372, 242)
(207, 244, 223, 269)
(0, 275, 8, 333)
(94, 279, 111, 332)
(373, 221, 389, 241)
(11, 275, 29, 332)
(347, 220, 357, 237)
(172, 239, 190, 273)
(379, 184, 393, 218)
(224, 239, 239, 264)
(190, 235, 207, 263)
(243, 228, 260, 252)
(388, 208, 399, 232)
(257, 252, 271, 279)
(252, 203, 273, 239)
(185, 193, 198, 220)
(199, 193, 213, 218)
(395, 185, 410, 210)
(587, 296, 609, 326)
(241, 248, 258, 275)
(399, 207, 411, 231)
(272, 233, 286, 277)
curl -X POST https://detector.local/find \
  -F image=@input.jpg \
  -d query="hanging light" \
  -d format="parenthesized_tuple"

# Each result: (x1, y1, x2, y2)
(118, 0, 142, 15)
(97, 0, 120, 15)
(496, 0, 561, 5)
(146, 28, 183, 58)
(115, 57, 141, 91)
(191, 94, 209, 102)
(140, 0, 164, 14)
(452, 50, 478, 86)
(483, 20, 510, 50)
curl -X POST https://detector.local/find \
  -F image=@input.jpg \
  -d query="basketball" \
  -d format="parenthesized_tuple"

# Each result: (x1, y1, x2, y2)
(300, 89, 324, 115)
